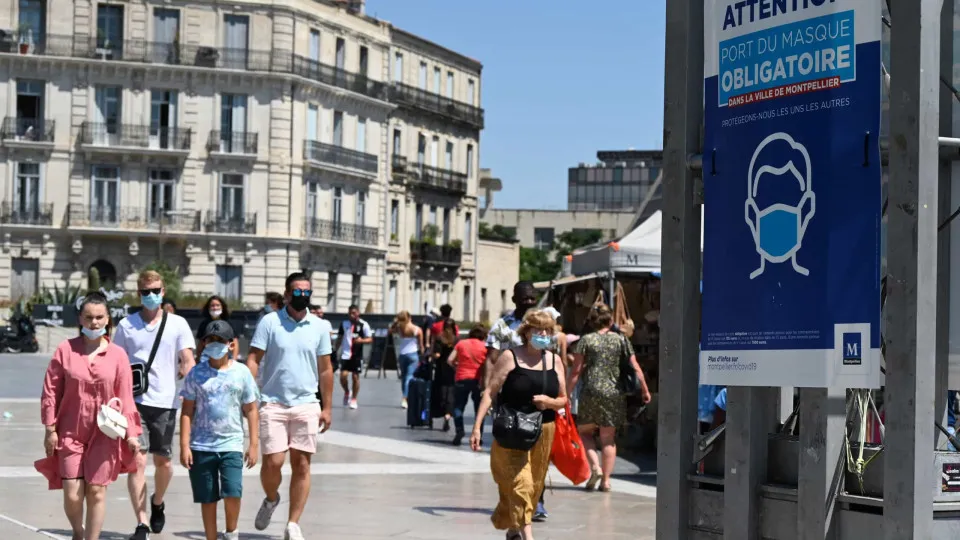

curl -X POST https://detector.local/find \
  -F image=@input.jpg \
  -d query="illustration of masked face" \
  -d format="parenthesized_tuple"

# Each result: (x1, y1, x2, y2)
(757, 203, 801, 258)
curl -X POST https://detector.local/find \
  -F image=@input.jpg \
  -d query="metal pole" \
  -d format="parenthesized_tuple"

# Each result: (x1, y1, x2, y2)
(724, 386, 777, 540)
(936, 0, 954, 447)
(797, 386, 845, 539)
(883, 1, 942, 537)
(656, 0, 703, 537)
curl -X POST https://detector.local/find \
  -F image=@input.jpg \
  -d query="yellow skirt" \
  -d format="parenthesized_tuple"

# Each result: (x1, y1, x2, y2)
(489, 421, 557, 530)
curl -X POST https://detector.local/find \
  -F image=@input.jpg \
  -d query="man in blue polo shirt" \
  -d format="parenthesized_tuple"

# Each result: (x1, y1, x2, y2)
(247, 272, 333, 540)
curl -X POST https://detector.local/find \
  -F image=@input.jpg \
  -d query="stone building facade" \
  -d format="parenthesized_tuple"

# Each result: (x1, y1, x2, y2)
(0, 0, 482, 317)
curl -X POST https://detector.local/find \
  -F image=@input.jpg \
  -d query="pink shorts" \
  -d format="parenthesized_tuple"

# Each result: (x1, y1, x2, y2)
(260, 402, 322, 456)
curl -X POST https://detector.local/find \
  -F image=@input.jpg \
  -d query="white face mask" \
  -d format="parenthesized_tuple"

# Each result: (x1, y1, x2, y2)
(210, 309, 222, 319)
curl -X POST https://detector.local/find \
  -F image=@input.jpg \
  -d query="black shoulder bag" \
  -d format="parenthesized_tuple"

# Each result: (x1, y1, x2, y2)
(492, 350, 548, 451)
(616, 333, 642, 397)
(131, 311, 168, 397)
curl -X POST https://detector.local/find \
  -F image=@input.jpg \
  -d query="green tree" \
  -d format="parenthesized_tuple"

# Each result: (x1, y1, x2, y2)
(141, 261, 182, 301)
(478, 222, 517, 242)
(553, 229, 605, 259)
(519, 247, 558, 283)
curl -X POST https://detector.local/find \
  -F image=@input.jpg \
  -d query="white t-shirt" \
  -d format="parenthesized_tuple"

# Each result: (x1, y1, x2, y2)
(114, 310, 196, 409)
(338, 318, 372, 360)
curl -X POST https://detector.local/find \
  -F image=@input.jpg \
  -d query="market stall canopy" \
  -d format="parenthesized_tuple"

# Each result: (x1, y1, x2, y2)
(570, 211, 704, 276)
(533, 273, 600, 291)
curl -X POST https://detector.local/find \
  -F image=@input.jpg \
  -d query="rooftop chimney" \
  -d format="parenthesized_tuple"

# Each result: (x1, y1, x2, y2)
(346, 0, 365, 15)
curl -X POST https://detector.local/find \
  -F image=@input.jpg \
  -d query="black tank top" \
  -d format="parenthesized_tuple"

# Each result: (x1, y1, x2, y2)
(499, 350, 561, 423)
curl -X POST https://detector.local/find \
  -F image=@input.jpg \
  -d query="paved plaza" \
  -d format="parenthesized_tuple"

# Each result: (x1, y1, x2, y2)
(0, 354, 656, 539)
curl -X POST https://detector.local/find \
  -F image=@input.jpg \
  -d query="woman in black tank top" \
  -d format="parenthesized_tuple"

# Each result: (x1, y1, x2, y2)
(470, 310, 568, 540)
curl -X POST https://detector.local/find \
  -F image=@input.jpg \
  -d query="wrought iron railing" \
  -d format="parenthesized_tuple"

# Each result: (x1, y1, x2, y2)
(409, 241, 462, 266)
(0, 117, 54, 142)
(0, 202, 53, 225)
(66, 204, 201, 230)
(303, 140, 378, 174)
(291, 56, 388, 100)
(409, 163, 469, 194)
(389, 82, 485, 129)
(303, 217, 378, 246)
(80, 122, 191, 151)
(204, 211, 257, 234)
(207, 130, 258, 155)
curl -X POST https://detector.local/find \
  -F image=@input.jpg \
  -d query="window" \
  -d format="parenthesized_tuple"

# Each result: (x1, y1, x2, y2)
(222, 14, 249, 68)
(413, 282, 422, 313)
(442, 208, 450, 244)
(332, 186, 343, 224)
(613, 167, 624, 183)
(309, 29, 320, 61)
(359, 45, 368, 76)
(429, 206, 437, 226)
(96, 4, 123, 52)
(333, 111, 343, 145)
(91, 165, 119, 223)
(19, 0, 45, 45)
(326, 272, 338, 311)
(390, 200, 399, 238)
(446, 71, 454, 98)
(430, 136, 439, 167)
(440, 284, 449, 305)
(220, 93, 247, 152)
(468, 79, 476, 104)
(466, 144, 474, 178)
(149, 89, 178, 149)
(306, 181, 318, 220)
(481, 288, 488, 312)
(152, 8, 180, 63)
(307, 104, 319, 141)
(393, 128, 402, 155)
(148, 169, 175, 221)
(463, 285, 471, 321)
(394, 52, 403, 82)
(387, 280, 398, 313)
(418, 62, 427, 89)
(15, 79, 44, 137)
(94, 86, 121, 140)
(335, 37, 345, 69)
(219, 173, 244, 219)
(415, 204, 423, 240)
(351, 274, 361, 307)
(433, 67, 441, 93)
(428, 283, 437, 307)
(534, 227, 555, 250)
(356, 117, 366, 152)
(215, 265, 242, 300)
(464, 212, 473, 251)
(356, 190, 366, 225)
(15, 162, 40, 215)
(417, 133, 426, 164)
(445, 141, 454, 170)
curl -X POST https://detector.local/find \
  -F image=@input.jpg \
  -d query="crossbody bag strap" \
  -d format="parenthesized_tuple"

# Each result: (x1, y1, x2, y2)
(541, 350, 548, 395)
(144, 311, 168, 374)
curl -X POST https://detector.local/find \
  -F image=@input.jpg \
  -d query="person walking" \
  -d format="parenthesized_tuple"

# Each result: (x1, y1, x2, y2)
(180, 320, 260, 540)
(568, 304, 651, 492)
(432, 318, 458, 431)
(247, 272, 333, 540)
(196, 296, 239, 362)
(113, 270, 196, 540)
(447, 324, 488, 446)
(390, 311, 423, 409)
(37, 292, 142, 540)
(471, 309, 567, 540)
(428, 304, 454, 352)
(484, 281, 539, 391)
(335, 305, 372, 410)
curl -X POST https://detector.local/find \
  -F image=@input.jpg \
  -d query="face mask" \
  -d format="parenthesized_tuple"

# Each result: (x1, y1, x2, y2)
(81, 326, 107, 339)
(747, 157, 815, 279)
(289, 296, 310, 312)
(205, 342, 230, 360)
(210, 309, 223, 319)
(141, 293, 163, 310)
(757, 204, 801, 258)
(264, 305, 274, 314)
(530, 335, 552, 350)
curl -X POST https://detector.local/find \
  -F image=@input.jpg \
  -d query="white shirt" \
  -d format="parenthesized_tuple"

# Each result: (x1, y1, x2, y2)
(339, 318, 372, 360)
(114, 310, 196, 409)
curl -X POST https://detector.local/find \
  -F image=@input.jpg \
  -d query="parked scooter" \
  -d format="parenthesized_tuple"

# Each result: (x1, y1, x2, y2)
(0, 309, 39, 353)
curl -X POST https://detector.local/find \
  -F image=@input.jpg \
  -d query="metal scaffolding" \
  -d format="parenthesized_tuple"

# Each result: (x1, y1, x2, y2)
(656, 0, 955, 538)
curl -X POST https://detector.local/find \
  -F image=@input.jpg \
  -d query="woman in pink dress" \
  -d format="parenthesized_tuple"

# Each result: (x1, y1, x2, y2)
(38, 292, 141, 540)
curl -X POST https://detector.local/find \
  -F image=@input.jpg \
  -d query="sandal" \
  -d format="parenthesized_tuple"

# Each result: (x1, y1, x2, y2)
(585, 468, 602, 491)
(506, 531, 523, 540)
(599, 483, 612, 492)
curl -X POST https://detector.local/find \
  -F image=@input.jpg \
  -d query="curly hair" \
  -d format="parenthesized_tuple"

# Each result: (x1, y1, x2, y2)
(516, 309, 557, 345)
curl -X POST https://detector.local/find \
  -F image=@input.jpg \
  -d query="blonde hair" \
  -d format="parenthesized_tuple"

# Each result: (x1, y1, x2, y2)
(516, 309, 557, 344)
(138, 270, 163, 288)
(390, 310, 416, 337)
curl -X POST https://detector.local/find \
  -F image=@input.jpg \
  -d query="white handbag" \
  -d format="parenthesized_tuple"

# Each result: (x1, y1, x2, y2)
(97, 397, 128, 440)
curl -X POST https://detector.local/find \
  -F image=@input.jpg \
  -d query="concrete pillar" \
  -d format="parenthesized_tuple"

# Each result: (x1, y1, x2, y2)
(724, 387, 778, 540)
(797, 387, 846, 540)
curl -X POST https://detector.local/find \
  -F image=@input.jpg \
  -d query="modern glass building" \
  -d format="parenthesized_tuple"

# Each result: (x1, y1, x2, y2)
(567, 149, 663, 212)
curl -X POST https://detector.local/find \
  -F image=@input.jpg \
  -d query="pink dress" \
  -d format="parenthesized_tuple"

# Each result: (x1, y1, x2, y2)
(37, 337, 142, 488)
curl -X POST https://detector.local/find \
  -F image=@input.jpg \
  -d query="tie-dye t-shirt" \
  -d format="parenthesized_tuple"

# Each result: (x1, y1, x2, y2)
(181, 361, 259, 453)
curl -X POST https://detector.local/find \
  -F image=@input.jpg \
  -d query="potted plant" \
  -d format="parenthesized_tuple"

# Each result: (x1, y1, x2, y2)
(17, 24, 31, 54)
(390, 232, 398, 243)
(448, 239, 463, 249)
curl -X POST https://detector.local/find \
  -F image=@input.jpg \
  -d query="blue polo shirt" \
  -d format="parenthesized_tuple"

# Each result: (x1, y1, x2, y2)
(251, 308, 333, 406)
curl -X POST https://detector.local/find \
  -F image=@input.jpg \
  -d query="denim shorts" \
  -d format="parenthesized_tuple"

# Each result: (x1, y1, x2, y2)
(188, 450, 243, 504)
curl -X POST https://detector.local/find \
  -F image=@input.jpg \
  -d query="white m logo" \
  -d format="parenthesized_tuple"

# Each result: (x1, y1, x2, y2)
(846, 343, 859, 357)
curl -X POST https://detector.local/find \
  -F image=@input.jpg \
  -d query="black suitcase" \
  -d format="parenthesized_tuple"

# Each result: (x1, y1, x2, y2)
(407, 377, 433, 429)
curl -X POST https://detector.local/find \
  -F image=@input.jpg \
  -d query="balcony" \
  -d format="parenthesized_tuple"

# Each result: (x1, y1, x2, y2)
(66, 204, 201, 231)
(409, 163, 469, 195)
(0, 202, 53, 226)
(389, 82, 484, 129)
(1, 117, 55, 148)
(303, 218, 378, 247)
(391, 155, 409, 180)
(207, 130, 258, 161)
(291, 56, 388, 101)
(303, 140, 378, 179)
(204, 211, 257, 235)
(80, 122, 191, 158)
(410, 241, 462, 267)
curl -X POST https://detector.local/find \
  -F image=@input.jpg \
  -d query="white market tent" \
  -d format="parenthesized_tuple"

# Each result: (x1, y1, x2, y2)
(570, 210, 704, 276)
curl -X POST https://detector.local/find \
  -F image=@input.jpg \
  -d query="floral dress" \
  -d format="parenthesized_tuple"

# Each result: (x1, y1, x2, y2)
(573, 331, 633, 428)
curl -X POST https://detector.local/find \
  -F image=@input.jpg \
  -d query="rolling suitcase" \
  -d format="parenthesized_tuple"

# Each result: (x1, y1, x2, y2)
(407, 377, 433, 429)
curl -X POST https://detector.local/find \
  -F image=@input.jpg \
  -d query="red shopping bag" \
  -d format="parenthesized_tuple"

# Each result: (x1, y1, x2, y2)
(551, 406, 591, 485)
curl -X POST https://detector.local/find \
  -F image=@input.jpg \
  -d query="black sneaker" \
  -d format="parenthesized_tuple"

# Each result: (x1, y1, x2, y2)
(149, 495, 165, 533)
(129, 523, 150, 540)
(443, 418, 451, 432)
(533, 501, 548, 522)
(453, 431, 464, 446)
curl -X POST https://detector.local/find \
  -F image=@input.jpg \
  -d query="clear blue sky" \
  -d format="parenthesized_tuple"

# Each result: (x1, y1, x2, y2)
(366, 1, 667, 210)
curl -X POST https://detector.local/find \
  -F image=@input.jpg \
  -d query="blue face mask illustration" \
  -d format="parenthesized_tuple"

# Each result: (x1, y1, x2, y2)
(744, 132, 816, 280)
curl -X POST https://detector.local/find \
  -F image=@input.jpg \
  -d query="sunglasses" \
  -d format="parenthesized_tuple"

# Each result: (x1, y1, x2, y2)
(140, 288, 162, 295)
(292, 289, 313, 297)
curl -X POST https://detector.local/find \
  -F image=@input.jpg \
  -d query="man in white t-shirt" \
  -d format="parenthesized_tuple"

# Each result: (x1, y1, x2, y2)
(335, 304, 372, 410)
(113, 270, 196, 540)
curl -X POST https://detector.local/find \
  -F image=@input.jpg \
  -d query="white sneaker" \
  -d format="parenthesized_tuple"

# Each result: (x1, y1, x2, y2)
(254, 495, 280, 531)
(349, 398, 358, 409)
(221, 532, 239, 540)
(342, 392, 351, 407)
(284, 522, 305, 540)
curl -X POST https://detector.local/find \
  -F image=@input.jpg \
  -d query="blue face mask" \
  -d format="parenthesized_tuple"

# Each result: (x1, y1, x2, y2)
(757, 204, 801, 258)
(530, 334, 552, 350)
(141, 293, 163, 310)
(205, 342, 230, 361)
(81, 326, 107, 340)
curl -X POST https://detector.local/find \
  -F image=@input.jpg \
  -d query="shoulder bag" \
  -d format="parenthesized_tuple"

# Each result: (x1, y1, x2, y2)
(493, 350, 549, 451)
(616, 333, 642, 397)
(130, 311, 168, 397)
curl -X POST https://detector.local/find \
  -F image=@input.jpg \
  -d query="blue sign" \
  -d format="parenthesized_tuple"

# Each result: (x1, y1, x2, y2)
(701, 0, 882, 388)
